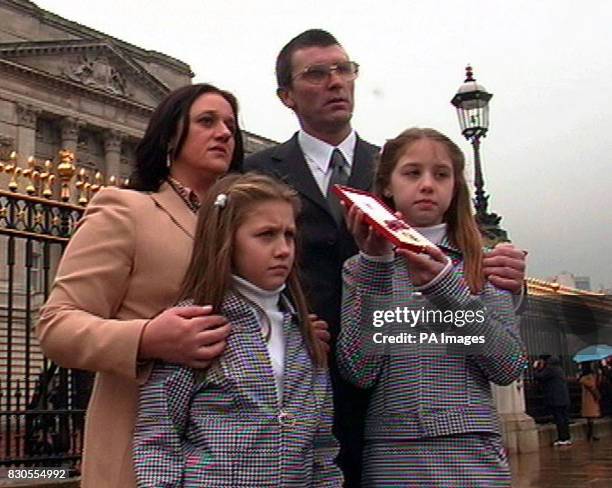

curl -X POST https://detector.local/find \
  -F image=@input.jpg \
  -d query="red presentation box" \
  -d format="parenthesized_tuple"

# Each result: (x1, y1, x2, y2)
(332, 184, 433, 253)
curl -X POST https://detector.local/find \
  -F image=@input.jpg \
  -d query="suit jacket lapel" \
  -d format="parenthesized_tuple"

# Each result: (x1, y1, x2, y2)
(270, 134, 331, 215)
(150, 181, 197, 239)
(218, 293, 279, 407)
(277, 295, 302, 406)
(271, 133, 377, 223)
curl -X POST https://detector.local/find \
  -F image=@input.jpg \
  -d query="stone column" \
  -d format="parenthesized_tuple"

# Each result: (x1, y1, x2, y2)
(104, 130, 123, 182)
(60, 117, 82, 154)
(493, 379, 540, 454)
(15, 103, 40, 159)
(0, 135, 13, 159)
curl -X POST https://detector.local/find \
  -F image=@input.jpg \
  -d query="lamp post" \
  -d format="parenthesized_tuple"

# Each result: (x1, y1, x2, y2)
(451, 65, 507, 243)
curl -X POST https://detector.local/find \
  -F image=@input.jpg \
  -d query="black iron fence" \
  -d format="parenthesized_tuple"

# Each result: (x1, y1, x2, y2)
(1, 151, 94, 473)
(521, 291, 612, 422)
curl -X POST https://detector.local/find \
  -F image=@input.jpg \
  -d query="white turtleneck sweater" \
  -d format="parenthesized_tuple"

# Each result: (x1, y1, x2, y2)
(413, 222, 447, 246)
(231, 275, 286, 403)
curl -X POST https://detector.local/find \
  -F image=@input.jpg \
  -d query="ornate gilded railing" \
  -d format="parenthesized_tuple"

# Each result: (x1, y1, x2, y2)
(0, 149, 124, 471)
(0, 150, 128, 241)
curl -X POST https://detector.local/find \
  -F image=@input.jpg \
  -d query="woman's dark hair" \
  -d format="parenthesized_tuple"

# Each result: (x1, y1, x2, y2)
(130, 83, 244, 191)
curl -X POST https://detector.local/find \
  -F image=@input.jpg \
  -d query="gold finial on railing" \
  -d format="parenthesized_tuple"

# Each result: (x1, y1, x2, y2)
(22, 156, 40, 196)
(75, 168, 91, 206)
(4, 151, 22, 192)
(1, 148, 133, 205)
(56, 149, 76, 202)
(90, 171, 103, 196)
(39, 159, 55, 198)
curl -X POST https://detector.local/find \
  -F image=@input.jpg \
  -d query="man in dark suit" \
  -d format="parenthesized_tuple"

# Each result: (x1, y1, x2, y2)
(245, 29, 527, 486)
(246, 30, 375, 339)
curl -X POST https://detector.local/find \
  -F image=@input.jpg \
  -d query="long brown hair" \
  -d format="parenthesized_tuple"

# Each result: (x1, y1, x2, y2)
(180, 172, 327, 367)
(374, 127, 484, 293)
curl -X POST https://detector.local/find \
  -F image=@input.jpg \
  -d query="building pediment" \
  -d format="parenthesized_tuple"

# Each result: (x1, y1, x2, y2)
(0, 39, 170, 107)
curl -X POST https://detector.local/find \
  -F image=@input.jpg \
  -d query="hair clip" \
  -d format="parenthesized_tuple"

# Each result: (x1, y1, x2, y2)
(214, 193, 228, 208)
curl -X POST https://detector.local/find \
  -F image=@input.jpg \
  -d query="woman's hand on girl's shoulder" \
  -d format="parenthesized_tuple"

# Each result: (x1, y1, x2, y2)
(139, 305, 231, 369)
(344, 204, 393, 257)
(396, 244, 449, 287)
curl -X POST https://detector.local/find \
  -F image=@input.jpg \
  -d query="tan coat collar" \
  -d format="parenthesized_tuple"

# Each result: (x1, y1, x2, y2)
(150, 181, 197, 239)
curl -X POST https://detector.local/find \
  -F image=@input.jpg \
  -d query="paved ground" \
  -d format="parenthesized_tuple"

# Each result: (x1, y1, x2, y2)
(1, 438, 610, 487)
(510, 438, 612, 487)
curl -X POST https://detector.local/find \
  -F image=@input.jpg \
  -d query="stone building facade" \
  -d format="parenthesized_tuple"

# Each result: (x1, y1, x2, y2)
(0, 0, 194, 180)
(0, 0, 275, 181)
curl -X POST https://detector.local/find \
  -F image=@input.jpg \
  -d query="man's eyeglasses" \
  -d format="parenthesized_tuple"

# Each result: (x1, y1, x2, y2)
(292, 61, 360, 85)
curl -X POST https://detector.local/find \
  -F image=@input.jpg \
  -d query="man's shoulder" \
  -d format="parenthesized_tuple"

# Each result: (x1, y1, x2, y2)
(357, 136, 378, 149)
(244, 145, 278, 170)
(356, 137, 379, 156)
(244, 135, 298, 170)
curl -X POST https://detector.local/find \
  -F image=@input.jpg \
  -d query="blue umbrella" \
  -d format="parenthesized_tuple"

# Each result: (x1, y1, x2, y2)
(572, 344, 612, 363)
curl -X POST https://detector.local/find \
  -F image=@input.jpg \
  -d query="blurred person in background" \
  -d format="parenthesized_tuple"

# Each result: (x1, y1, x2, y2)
(579, 361, 601, 441)
(534, 356, 572, 446)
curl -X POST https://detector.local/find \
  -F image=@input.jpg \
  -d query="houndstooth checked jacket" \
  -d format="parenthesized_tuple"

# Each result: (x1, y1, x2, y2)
(133, 292, 342, 487)
(336, 238, 528, 442)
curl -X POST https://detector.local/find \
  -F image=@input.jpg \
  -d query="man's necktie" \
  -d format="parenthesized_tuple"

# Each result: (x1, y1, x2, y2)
(326, 148, 349, 225)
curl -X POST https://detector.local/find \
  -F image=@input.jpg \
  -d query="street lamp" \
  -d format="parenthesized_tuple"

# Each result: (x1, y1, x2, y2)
(451, 65, 507, 242)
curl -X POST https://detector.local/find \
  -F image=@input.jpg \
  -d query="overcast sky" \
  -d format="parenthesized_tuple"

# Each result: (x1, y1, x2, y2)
(36, 0, 612, 290)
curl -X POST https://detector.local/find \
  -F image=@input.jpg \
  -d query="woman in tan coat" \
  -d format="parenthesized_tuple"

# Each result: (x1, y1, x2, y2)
(579, 362, 601, 441)
(37, 83, 243, 487)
